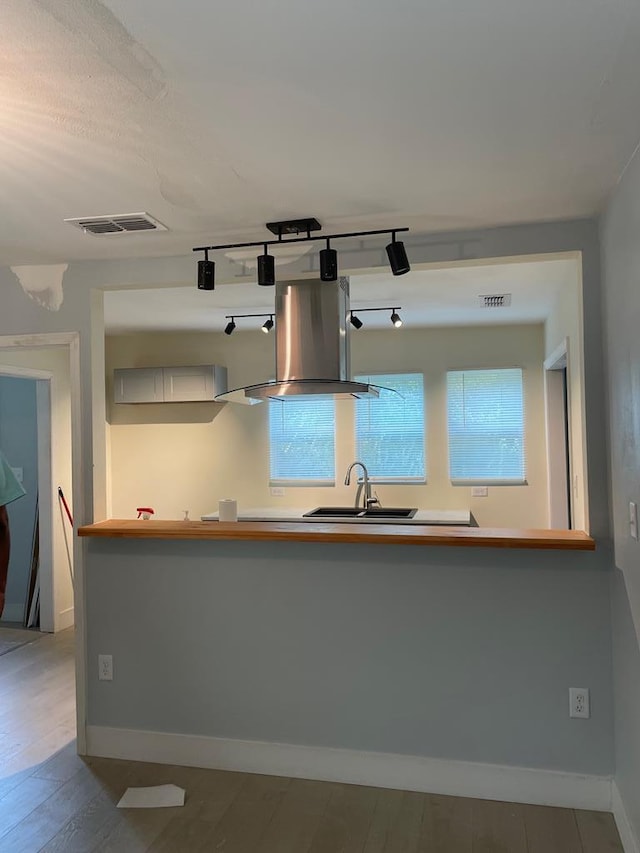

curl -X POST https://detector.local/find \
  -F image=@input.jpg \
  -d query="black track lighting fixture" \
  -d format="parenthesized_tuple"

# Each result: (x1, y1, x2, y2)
(194, 220, 410, 289)
(349, 306, 404, 328)
(319, 238, 338, 281)
(386, 232, 411, 276)
(257, 244, 275, 286)
(224, 312, 275, 333)
(197, 250, 215, 290)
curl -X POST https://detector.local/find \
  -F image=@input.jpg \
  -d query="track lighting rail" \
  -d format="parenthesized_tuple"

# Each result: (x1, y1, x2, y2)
(193, 227, 409, 253)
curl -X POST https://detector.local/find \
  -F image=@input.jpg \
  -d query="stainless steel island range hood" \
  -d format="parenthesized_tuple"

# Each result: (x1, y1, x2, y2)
(216, 277, 389, 403)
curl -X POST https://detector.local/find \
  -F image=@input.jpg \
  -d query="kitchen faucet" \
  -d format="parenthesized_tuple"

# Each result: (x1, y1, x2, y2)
(344, 461, 381, 510)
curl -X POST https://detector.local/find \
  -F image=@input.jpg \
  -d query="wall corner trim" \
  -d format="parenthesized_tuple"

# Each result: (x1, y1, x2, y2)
(86, 725, 612, 812)
(612, 782, 640, 853)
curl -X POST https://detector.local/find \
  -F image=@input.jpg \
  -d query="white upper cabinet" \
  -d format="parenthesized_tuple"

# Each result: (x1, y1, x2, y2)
(114, 366, 228, 404)
(114, 368, 164, 404)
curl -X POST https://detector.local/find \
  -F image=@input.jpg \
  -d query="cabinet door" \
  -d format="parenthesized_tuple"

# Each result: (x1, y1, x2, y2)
(162, 366, 216, 402)
(114, 368, 164, 403)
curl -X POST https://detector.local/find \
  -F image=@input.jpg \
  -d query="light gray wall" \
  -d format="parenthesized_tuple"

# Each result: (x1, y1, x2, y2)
(601, 147, 640, 839)
(87, 538, 613, 774)
(610, 569, 640, 834)
(0, 217, 614, 775)
(0, 377, 37, 618)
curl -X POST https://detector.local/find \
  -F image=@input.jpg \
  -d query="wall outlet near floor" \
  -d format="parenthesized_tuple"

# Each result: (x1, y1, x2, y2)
(569, 687, 590, 718)
(630, 501, 638, 541)
(98, 654, 113, 681)
(471, 486, 488, 497)
(270, 487, 285, 497)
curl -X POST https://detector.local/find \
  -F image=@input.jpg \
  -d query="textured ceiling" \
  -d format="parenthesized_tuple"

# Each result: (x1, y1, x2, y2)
(1, 0, 639, 264)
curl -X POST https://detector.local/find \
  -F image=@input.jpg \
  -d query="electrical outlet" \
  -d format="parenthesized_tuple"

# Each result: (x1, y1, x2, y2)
(471, 486, 488, 497)
(98, 654, 113, 681)
(630, 502, 638, 541)
(270, 487, 285, 497)
(569, 687, 590, 719)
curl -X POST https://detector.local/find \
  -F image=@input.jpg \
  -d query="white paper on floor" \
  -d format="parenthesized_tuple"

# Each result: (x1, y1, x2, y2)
(117, 784, 185, 808)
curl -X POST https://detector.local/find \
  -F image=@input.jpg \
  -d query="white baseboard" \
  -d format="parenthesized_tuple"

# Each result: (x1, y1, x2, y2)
(56, 606, 74, 631)
(613, 782, 640, 853)
(0, 603, 24, 623)
(86, 725, 612, 812)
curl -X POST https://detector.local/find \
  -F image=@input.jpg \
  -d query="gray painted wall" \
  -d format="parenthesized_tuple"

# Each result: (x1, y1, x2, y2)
(87, 538, 614, 775)
(0, 376, 37, 618)
(610, 569, 640, 835)
(601, 147, 640, 839)
(0, 218, 615, 777)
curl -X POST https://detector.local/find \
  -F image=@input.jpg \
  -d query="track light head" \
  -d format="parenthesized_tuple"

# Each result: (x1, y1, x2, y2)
(386, 235, 410, 276)
(257, 245, 275, 286)
(262, 316, 274, 334)
(390, 310, 403, 328)
(349, 311, 363, 330)
(197, 255, 215, 290)
(224, 319, 236, 336)
(319, 241, 338, 281)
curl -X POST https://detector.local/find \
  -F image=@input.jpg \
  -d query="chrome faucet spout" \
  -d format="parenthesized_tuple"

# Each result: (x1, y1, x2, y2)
(344, 461, 380, 510)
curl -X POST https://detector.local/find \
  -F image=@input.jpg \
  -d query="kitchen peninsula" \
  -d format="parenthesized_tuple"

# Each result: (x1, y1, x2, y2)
(81, 513, 606, 806)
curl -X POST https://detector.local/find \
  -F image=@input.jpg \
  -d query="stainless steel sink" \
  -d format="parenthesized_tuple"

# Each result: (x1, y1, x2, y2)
(303, 507, 417, 519)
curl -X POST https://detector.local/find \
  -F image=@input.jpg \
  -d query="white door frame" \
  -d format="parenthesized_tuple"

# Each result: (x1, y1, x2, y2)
(0, 365, 54, 630)
(0, 332, 86, 753)
(544, 338, 572, 529)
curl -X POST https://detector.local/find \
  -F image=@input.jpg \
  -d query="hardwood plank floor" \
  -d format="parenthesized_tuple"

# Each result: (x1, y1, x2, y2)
(523, 804, 582, 852)
(0, 628, 625, 852)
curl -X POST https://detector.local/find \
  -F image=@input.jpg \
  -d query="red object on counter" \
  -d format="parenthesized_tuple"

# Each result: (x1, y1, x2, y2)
(136, 507, 155, 519)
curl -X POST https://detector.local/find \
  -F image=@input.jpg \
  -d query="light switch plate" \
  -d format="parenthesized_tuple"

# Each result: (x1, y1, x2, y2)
(630, 501, 638, 541)
(270, 487, 285, 497)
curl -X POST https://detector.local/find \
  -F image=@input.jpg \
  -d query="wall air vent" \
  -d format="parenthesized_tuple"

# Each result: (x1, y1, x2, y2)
(479, 293, 512, 308)
(64, 213, 167, 235)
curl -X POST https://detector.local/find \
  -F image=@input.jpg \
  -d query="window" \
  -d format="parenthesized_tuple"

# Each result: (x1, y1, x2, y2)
(447, 368, 525, 483)
(269, 397, 335, 484)
(354, 373, 426, 482)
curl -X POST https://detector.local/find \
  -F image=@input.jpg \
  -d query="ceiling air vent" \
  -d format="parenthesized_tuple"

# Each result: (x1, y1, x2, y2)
(479, 293, 512, 308)
(64, 212, 167, 235)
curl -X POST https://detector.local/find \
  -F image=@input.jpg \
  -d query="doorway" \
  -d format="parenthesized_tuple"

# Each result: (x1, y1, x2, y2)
(0, 371, 50, 629)
(544, 340, 573, 529)
(0, 332, 86, 753)
(0, 359, 74, 634)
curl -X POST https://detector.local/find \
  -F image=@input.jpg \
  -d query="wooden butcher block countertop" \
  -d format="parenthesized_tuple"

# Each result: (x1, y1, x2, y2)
(78, 519, 596, 551)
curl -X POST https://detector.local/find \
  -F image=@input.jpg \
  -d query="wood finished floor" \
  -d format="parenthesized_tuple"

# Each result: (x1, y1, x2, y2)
(0, 629, 624, 852)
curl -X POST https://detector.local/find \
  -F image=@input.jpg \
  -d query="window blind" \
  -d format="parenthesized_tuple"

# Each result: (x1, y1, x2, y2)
(269, 397, 335, 484)
(447, 368, 525, 483)
(354, 373, 426, 482)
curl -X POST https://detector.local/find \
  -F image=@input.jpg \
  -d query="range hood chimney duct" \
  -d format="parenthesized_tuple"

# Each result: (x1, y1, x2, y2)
(216, 277, 386, 402)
